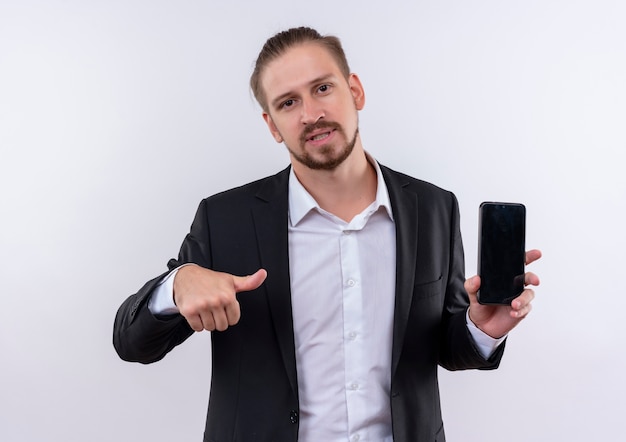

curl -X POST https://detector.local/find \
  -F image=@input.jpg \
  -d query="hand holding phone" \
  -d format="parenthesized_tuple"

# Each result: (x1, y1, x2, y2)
(477, 202, 526, 305)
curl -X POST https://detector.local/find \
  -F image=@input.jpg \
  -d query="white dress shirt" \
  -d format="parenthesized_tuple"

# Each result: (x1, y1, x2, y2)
(287, 162, 396, 442)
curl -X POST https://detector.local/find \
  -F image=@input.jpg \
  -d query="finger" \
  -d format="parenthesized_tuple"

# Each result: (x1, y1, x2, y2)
(224, 300, 241, 326)
(199, 312, 216, 331)
(186, 314, 206, 332)
(525, 249, 542, 265)
(232, 269, 268, 293)
(511, 288, 535, 310)
(510, 299, 533, 319)
(464, 275, 480, 297)
(524, 271, 541, 287)
(179, 301, 206, 331)
(211, 310, 229, 332)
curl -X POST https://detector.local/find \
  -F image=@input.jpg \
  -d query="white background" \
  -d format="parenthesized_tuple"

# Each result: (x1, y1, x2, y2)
(1, 1, 624, 441)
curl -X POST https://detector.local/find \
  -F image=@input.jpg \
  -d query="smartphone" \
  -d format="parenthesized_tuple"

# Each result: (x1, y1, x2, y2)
(477, 202, 526, 305)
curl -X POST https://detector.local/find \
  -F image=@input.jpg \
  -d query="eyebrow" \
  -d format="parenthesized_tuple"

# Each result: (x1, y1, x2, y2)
(270, 74, 337, 110)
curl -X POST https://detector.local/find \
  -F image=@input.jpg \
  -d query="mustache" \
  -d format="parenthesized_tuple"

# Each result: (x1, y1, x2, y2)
(300, 121, 342, 143)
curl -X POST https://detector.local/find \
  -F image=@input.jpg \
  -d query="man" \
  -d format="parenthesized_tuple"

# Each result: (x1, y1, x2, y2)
(114, 27, 541, 442)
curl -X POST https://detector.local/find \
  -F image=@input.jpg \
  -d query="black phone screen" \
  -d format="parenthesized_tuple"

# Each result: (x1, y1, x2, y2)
(478, 202, 526, 305)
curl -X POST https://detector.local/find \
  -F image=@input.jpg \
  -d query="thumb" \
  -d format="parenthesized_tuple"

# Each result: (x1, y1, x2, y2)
(232, 269, 268, 293)
(464, 275, 480, 301)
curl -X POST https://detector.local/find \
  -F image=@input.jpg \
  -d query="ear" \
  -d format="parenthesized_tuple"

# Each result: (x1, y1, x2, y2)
(348, 73, 366, 110)
(262, 112, 283, 143)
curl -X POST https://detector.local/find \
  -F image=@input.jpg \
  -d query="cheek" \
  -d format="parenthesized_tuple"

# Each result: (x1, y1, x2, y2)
(276, 118, 301, 141)
(340, 98, 360, 119)
(265, 115, 293, 144)
(341, 107, 359, 130)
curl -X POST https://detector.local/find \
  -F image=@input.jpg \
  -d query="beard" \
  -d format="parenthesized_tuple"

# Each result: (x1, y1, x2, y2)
(285, 121, 359, 171)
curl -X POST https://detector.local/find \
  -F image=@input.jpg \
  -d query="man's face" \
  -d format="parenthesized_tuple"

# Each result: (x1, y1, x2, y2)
(261, 43, 365, 171)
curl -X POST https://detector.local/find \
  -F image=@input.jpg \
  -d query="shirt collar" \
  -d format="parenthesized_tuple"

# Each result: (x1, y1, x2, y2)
(288, 153, 394, 227)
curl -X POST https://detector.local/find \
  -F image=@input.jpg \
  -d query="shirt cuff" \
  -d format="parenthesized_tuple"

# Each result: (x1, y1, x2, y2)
(147, 264, 194, 315)
(466, 309, 507, 359)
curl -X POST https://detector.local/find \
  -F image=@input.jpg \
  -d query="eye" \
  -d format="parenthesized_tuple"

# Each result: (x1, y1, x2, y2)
(317, 84, 331, 94)
(280, 99, 295, 109)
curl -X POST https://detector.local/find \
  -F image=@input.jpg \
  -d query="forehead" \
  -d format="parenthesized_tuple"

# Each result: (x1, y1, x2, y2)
(260, 43, 343, 99)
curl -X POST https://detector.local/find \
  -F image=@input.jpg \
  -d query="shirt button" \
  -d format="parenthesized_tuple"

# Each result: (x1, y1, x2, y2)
(348, 332, 357, 340)
(349, 383, 359, 390)
(347, 279, 356, 287)
(351, 434, 360, 441)
(343, 230, 351, 235)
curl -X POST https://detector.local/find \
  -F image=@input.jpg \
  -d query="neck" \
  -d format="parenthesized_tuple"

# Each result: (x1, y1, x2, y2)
(291, 144, 377, 222)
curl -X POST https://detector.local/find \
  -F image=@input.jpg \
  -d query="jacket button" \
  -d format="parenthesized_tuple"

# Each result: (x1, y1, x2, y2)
(289, 410, 298, 424)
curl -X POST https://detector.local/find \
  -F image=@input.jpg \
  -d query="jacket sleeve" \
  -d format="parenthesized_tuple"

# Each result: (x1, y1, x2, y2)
(112, 199, 212, 363)
(437, 192, 505, 371)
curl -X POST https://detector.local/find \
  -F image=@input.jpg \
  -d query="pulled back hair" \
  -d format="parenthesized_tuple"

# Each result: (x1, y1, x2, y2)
(250, 27, 351, 112)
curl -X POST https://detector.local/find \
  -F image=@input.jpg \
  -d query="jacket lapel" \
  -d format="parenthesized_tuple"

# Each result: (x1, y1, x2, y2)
(251, 167, 299, 398)
(381, 166, 419, 377)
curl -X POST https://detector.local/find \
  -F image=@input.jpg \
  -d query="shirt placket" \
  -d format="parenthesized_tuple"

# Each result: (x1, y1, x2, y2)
(340, 223, 367, 441)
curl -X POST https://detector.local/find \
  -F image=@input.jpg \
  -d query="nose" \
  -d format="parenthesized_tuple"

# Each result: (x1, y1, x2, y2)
(300, 98, 324, 125)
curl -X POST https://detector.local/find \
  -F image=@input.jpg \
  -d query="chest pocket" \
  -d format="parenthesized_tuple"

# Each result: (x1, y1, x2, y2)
(413, 274, 442, 299)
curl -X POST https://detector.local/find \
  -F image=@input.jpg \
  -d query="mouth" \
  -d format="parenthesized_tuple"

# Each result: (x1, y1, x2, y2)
(300, 121, 342, 146)
(308, 130, 334, 142)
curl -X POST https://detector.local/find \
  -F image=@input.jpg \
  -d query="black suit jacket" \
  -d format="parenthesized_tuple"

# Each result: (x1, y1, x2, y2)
(113, 164, 504, 442)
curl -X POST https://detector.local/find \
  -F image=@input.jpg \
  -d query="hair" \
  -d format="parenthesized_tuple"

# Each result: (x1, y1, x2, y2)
(250, 27, 351, 112)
